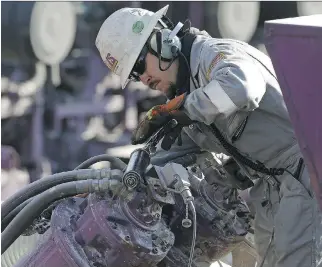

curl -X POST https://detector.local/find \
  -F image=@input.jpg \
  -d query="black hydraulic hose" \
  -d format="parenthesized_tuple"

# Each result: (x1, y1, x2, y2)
(1, 169, 97, 220)
(1, 178, 118, 254)
(1, 167, 123, 222)
(2, 155, 126, 230)
(1, 198, 33, 232)
(74, 154, 127, 170)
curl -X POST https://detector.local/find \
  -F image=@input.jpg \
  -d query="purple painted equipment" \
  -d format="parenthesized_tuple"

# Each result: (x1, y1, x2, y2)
(264, 14, 322, 209)
(2, 123, 252, 267)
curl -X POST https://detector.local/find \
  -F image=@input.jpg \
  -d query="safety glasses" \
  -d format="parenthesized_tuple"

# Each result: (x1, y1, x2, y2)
(129, 45, 149, 81)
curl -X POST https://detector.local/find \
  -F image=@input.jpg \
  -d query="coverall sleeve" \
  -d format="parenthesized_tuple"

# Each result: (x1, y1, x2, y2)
(183, 43, 267, 125)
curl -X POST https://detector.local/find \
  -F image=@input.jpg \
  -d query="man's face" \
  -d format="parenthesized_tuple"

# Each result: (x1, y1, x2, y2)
(139, 52, 179, 96)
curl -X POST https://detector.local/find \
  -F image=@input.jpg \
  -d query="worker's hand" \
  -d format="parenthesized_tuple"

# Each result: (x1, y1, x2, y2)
(131, 93, 192, 146)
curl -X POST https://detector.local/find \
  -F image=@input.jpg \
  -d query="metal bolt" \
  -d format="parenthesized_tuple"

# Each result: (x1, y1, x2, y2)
(125, 235, 130, 241)
(152, 248, 158, 254)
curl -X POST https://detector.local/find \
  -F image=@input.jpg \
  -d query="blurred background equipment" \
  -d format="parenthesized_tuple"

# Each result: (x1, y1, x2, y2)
(1, 1, 166, 187)
(2, 1, 321, 195)
(204, 1, 261, 42)
(296, 1, 322, 16)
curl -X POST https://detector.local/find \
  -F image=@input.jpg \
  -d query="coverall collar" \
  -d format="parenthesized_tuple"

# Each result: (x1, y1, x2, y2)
(174, 28, 212, 97)
(175, 32, 198, 96)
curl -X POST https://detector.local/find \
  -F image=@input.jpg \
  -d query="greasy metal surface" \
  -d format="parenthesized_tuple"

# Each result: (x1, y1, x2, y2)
(13, 198, 89, 267)
(9, 156, 253, 267)
(264, 15, 322, 209)
(171, 177, 251, 265)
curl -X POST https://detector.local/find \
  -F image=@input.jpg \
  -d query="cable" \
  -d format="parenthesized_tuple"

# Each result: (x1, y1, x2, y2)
(158, 54, 175, 72)
(178, 50, 198, 91)
(2, 155, 126, 235)
(155, 29, 176, 72)
(1, 169, 105, 220)
(210, 123, 291, 178)
(2, 166, 124, 226)
(188, 200, 197, 267)
(1, 169, 91, 220)
(1, 198, 32, 232)
(1, 178, 119, 254)
(2, 154, 127, 217)
(74, 154, 127, 170)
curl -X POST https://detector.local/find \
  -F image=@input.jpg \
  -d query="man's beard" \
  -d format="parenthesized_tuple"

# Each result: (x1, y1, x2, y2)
(166, 83, 179, 100)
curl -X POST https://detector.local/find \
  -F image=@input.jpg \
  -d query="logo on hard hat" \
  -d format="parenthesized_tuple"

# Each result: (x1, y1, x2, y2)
(132, 21, 144, 34)
(105, 53, 119, 72)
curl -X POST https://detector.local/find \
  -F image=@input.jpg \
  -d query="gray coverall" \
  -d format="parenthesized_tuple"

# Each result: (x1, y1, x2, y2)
(151, 35, 322, 267)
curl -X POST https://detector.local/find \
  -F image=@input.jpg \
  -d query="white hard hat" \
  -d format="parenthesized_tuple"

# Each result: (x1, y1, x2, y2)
(96, 5, 169, 89)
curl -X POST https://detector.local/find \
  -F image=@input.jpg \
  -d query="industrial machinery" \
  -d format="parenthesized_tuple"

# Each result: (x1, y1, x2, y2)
(1, 121, 255, 267)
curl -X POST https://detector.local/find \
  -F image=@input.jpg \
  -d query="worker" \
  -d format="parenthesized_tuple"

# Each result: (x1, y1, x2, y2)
(95, 5, 322, 267)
